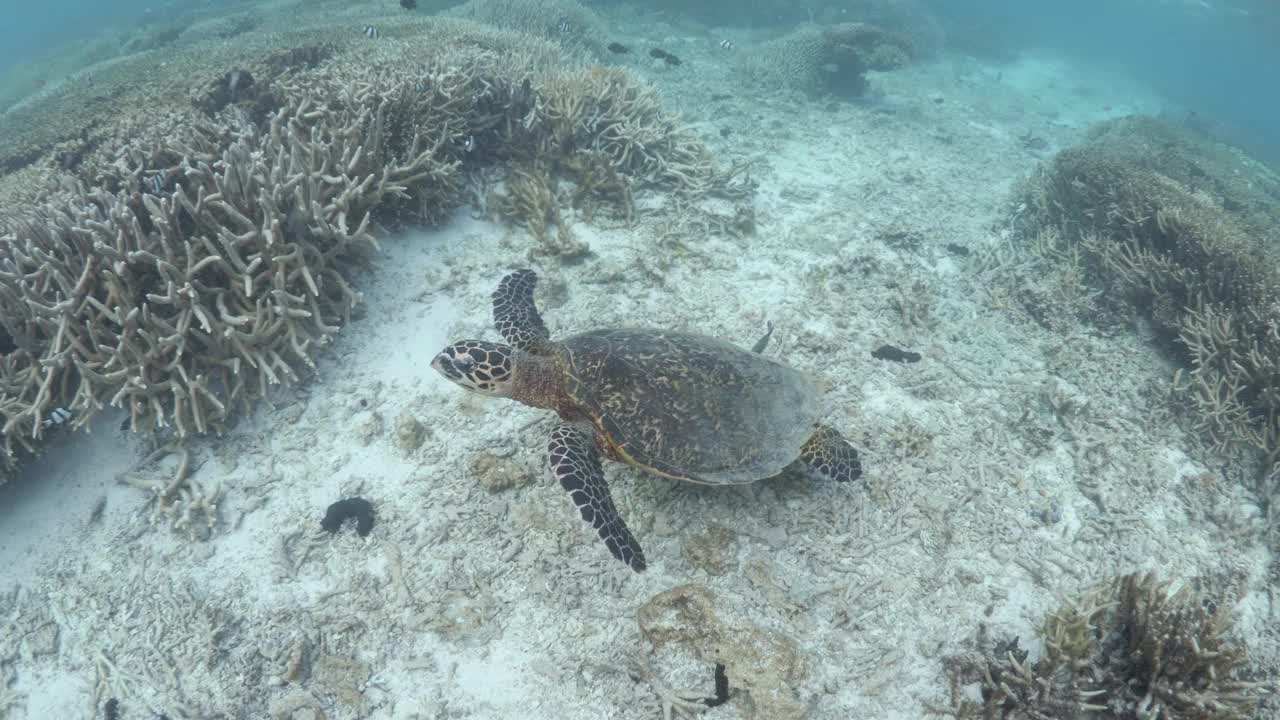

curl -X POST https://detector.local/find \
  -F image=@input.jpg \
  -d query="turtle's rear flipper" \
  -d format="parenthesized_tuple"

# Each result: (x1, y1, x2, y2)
(547, 424, 647, 572)
(493, 269, 553, 354)
(795, 425, 863, 483)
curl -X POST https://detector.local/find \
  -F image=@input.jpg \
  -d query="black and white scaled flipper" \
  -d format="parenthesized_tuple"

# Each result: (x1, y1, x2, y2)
(547, 424, 646, 572)
(492, 269, 552, 354)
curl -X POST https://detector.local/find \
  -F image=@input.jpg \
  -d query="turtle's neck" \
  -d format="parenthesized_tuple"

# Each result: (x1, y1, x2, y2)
(509, 348, 576, 419)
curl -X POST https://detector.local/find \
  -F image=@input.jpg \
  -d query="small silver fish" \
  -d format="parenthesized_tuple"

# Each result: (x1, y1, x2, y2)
(464, 135, 476, 153)
(364, 25, 379, 39)
(719, 39, 735, 50)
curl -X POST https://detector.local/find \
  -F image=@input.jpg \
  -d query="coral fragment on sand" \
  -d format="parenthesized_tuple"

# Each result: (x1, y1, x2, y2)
(637, 585, 806, 720)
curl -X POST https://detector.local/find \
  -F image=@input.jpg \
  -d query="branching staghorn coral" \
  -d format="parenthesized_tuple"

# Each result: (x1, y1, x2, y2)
(1014, 116, 1280, 469)
(0, 18, 744, 481)
(0, 83, 456, 444)
(563, 149, 635, 224)
(534, 65, 721, 193)
(945, 572, 1272, 720)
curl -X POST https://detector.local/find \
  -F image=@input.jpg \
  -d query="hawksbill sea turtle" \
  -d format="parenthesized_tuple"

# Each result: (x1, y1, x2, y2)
(431, 270, 863, 571)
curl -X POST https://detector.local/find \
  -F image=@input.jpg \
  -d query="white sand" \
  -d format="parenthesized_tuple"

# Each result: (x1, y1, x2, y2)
(1, 17, 1275, 720)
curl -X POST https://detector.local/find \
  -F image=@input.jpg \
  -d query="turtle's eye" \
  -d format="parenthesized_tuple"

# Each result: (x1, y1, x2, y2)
(454, 353, 476, 373)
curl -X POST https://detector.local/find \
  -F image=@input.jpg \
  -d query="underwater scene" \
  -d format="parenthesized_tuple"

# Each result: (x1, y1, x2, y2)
(1, 0, 1279, 718)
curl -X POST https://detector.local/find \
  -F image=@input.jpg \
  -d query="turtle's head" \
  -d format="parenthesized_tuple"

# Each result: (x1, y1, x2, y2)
(431, 340, 516, 397)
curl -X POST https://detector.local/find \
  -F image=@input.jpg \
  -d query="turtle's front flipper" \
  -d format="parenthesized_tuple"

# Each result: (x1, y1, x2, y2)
(796, 425, 863, 483)
(493, 269, 553, 354)
(547, 424, 647, 572)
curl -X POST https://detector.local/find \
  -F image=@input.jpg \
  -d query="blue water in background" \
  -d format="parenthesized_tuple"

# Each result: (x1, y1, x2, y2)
(0, 0, 1276, 165)
(926, 0, 1280, 165)
(0, 0, 171, 63)
(0, 0, 247, 76)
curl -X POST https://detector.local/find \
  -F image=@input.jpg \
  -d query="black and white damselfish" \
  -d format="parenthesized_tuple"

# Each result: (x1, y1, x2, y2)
(42, 407, 72, 429)
(364, 25, 380, 39)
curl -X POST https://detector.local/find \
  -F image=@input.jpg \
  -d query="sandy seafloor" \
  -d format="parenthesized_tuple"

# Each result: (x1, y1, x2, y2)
(2, 7, 1278, 720)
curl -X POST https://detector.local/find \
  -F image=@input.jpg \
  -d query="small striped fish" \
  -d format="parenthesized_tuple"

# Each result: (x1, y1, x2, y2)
(719, 39, 735, 50)
(42, 407, 72, 429)
(364, 25, 379, 39)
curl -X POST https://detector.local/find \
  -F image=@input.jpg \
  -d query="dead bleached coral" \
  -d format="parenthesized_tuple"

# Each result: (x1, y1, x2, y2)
(116, 443, 222, 539)
(945, 572, 1273, 720)
(0, 586, 28, 717)
(491, 162, 588, 258)
(736, 22, 913, 98)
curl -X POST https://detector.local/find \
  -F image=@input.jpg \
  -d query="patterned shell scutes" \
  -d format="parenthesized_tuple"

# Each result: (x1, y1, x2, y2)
(559, 329, 822, 484)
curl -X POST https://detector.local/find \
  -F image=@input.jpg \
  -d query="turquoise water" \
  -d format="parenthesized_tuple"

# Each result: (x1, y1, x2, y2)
(927, 0, 1280, 166)
(3, 0, 1276, 163)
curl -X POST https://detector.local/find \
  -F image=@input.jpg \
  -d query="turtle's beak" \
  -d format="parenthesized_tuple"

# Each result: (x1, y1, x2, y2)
(431, 351, 461, 381)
